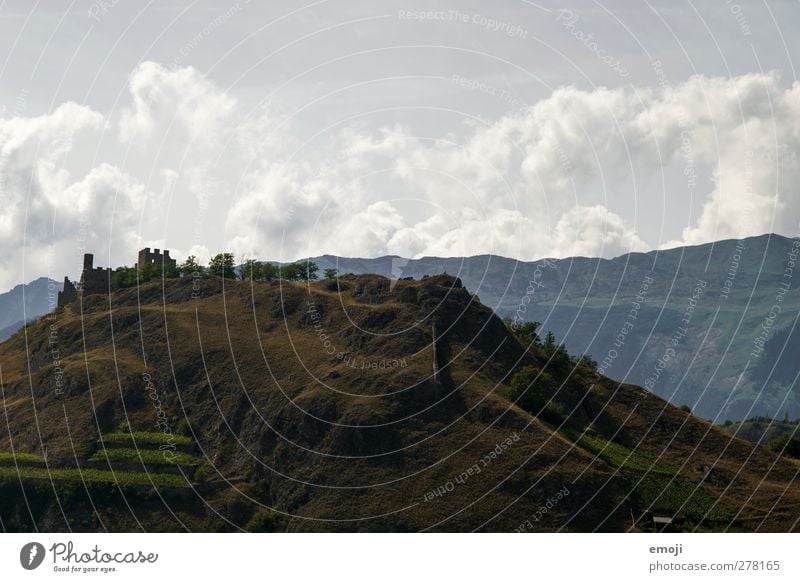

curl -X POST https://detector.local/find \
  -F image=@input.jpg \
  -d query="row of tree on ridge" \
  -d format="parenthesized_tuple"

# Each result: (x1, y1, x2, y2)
(113, 253, 337, 289)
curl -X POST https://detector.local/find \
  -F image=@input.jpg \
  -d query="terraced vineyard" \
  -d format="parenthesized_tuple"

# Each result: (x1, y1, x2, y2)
(563, 430, 732, 525)
(0, 428, 201, 488)
(89, 448, 198, 466)
(102, 431, 193, 447)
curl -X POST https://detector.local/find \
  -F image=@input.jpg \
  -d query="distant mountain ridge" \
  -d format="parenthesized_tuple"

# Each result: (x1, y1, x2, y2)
(0, 278, 61, 340)
(308, 234, 800, 421)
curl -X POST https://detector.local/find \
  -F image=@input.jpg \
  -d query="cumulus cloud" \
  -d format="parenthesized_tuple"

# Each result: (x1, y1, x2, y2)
(227, 72, 800, 262)
(2, 64, 800, 290)
(0, 101, 156, 288)
(119, 61, 236, 149)
(552, 205, 649, 257)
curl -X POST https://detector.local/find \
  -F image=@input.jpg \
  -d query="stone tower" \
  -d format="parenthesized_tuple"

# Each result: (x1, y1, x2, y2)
(137, 247, 177, 271)
(79, 253, 112, 295)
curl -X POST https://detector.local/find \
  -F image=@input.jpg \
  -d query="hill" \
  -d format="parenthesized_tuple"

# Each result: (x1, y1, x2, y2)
(722, 418, 799, 446)
(309, 234, 800, 421)
(0, 274, 799, 532)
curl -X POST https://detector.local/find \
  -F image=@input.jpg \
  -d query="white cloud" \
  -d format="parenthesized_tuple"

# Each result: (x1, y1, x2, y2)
(552, 205, 649, 258)
(0, 101, 157, 288)
(3, 65, 800, 290)
(119, 61, 236, 149)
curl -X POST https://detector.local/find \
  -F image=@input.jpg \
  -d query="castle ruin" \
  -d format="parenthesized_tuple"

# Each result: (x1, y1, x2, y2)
(79, 253, 113, 295)
(137, 247, 176, 271)
(57, 248, 178, 308)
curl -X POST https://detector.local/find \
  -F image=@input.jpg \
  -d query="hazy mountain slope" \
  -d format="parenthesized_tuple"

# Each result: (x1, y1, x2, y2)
(0, 277, 60, 339)
(310, 234, 800, 420)
(1, 275, 798, 532)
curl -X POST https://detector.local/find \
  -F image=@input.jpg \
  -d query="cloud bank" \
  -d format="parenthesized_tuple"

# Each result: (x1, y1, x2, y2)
(0, 62, 798, 288)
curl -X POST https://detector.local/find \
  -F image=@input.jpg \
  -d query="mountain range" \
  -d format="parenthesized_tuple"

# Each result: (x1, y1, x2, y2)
(0, 277, 61, 341)
(309, 234, 800, 422)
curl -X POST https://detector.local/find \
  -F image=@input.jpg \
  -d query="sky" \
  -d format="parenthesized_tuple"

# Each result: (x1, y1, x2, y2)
(1, 0, 799, 289)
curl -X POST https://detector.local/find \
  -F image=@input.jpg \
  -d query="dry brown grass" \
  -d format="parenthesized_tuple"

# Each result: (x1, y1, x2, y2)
(0, 274, 798, 531)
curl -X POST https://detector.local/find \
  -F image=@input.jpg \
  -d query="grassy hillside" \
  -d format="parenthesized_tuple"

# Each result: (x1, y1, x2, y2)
(0, 274, 798, 532)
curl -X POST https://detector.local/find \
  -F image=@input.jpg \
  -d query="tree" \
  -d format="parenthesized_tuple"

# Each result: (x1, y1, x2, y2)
(112, 266, 138, 289)
(246, 509, 288, 532)
(140, 261, 178, 280)
(260, 262, 278, 281)
(512, 320, 541, 345)
(280, 263, 302, 281)
(508, 366, 555, 414)
(281, 260, 320, 281)
(543, 331, 557, 355)
(179, 255, 203, 277)
(208, 253, 236, 279)
(324, 268, 338, 280)
(305, 261, 319, 280)
(241, 259, 261, 281)
(573, 354, 598, 370)
(767, 434, 800, 459)
(112, 262, 179, 290)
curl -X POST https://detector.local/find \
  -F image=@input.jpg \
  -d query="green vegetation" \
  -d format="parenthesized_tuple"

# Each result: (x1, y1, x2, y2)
(502, 320, 578, 377)
(239, 260, 278, 281)
(564, 430, 731, 522)
(503, 318, 541, 346)
(112, 262, 179, 289)
(103, 431, 192, 447)
(567, 431, 675, 475)
(0, 452, 44, 463)
(236, 256, 320, 282)
(543, 331, 571, 372)
(634, 474, 731, 522)
(572, 354, 599, 370)
(134, 253, 324, 285)
(174, 417, 193, 437)
(179, 254, 205, 276)
(246, 509, 289, 532)
(281, 260, 319, 281)
(766, 433, 800, 459)
(507, 366, 566, 424)
(502, 326, 601, 425)
(209, 252, 237, 279)
(324, 268, 338, 280)
(193, 463, 213, 483)
(90, 448, 198, 465)
(0, 465, 187, 486)
(745, 415, 799, 425)
(508, 366, 553, 413)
